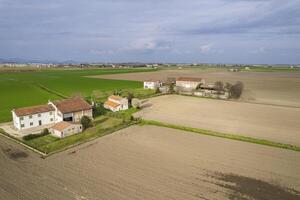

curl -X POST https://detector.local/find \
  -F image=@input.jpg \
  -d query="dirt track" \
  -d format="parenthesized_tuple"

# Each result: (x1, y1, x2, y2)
(134, 95, 300, 146)
(1, 125, 299, 200)
(90, 69, 300, 107)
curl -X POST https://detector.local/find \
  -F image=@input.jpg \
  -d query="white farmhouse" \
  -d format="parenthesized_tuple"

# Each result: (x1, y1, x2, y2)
(12, 97, 92, 131)
(104, 95, 128, 112)
(144, 80, 163, 90)
(50, 121, 82, 138)
(12, 104, 56, 130)
(176, 77, 205, 90)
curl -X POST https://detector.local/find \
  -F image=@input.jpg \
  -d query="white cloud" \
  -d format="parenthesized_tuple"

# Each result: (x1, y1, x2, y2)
(200, 43, 213, 54)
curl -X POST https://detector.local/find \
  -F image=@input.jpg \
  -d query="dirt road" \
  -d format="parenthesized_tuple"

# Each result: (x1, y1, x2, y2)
(134, 95, 300, 146)
(90, 69, 300, 107)
(0, 125, 299, 200)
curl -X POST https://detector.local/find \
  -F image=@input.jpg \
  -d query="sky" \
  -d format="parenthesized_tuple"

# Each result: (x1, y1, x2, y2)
(0, 0, 300, 64)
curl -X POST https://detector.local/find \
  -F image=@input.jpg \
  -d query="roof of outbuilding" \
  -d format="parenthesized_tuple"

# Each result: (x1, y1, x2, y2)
(51, 121, 73, 132)
(13, 104, 55, 117)
(52, 97, 92, 114)
(176, 77, 202, 82)
(108, 95, 123, 101)
(104, 100, 120, 108)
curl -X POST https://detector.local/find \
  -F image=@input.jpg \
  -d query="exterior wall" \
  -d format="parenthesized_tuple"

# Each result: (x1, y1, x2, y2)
(73, 109, 93, 122)
(12, 111, 20, 130)
(144, 81, 162, 89)
(48, 101, 62, 123)
(176, 81, 200, 89)
(50, 124, 82, 138)
(13, 111, 55, 131)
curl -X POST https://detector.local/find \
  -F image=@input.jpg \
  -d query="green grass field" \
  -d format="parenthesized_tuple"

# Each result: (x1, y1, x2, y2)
(0, 68, 155, 123)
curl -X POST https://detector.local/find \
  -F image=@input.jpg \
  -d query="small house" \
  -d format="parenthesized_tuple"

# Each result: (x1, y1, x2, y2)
(144, 80, 163, 90)
(50, 121, 82, 138)
(104, 95, 128, 112)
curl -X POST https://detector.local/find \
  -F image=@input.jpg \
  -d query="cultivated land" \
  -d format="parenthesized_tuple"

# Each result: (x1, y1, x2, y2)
(93, 68, 300, 107)
(0, 125, 299, 200)
(0, 68, 155, 123)
(134, 95, 300, 146)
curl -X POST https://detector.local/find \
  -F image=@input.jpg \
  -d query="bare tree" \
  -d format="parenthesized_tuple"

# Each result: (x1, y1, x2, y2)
(214, 81, 224, 94)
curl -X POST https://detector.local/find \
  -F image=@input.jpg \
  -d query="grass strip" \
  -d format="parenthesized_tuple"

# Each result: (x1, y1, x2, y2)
(139, 120, 300, 152)
(37, 84, 68, 99)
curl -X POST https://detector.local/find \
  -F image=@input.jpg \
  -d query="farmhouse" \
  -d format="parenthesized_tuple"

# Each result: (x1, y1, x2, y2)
(50, 121, 82, 138)
(12, 104, 56, 131)
(144, 80, 163, 90)
(176, 77, 205, 90)
(104, 95, 128, 112)
(49, 97, 92, 123)
(12, 97, 92, 131)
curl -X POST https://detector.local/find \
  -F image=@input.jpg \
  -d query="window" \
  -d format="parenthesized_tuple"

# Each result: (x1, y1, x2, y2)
(38, 114, 41, 117)
(30, 122, 33, 126)
(50, 111, 53, 115)
(50, 118, 54, 122)
(29, 115, 32, 119)
(21, 124, 25, 128)
(20, 117, 24, 121)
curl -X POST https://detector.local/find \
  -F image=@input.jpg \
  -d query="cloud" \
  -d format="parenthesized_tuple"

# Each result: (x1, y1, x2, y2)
(0, 0, 299, 64)
(200, 43, 214, 54)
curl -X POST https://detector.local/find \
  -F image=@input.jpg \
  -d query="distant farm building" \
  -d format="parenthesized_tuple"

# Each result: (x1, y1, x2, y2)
(144, 80, 163, 90)
(176, 77, 205, 90)
(104, 95, 129, 112)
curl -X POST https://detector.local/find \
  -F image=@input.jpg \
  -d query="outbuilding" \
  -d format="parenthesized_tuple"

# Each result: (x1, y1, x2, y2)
(50, 121, 82, 138)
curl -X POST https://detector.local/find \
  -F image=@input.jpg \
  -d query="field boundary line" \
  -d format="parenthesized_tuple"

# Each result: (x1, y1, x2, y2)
(42, 122, 137, 158)
(0, 131, 47, 157)
(37, 84, 68, 99)
(139, 120, 300, 152)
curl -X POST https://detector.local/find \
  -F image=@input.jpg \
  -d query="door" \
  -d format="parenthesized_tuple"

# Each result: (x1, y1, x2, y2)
(39, 120, 42, 126)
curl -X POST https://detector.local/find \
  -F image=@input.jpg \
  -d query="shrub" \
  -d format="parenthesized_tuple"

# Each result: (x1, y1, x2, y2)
(23, 128, 50, 140)
(81, 116, 93, 130)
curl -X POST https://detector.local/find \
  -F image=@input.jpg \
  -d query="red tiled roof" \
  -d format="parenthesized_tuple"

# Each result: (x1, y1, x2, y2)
(104, 100, 120, 108)
(51, 121, 73, 132)
(53, 97, 92, 114)
(13, 104, 55, 117)
(109, 95, 123, 101)
(176, 77, 202, 82)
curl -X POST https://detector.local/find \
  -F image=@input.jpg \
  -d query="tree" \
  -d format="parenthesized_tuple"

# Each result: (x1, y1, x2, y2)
(126, 92, 134, 107)
(230, 81, 244, 99)
(214, 81, 224, 94)
(80, 116, 93, 130)
(92, 104, 107, 117)
(224, 82, 232, 91)
(155, 87, 160, 94)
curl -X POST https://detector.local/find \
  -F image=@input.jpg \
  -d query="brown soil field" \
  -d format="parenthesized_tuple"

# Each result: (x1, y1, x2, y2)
(134, 95, 300, 146)
(1, 125, 299, 200)
(90, 69, 300, 107)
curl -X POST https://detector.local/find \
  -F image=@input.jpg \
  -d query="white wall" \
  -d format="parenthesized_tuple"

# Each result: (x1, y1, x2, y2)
(51, 124, 82, 138)
(12, 111, 20, 130)
(14, 111, 55, 131)
(144, 81, 161, 89)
